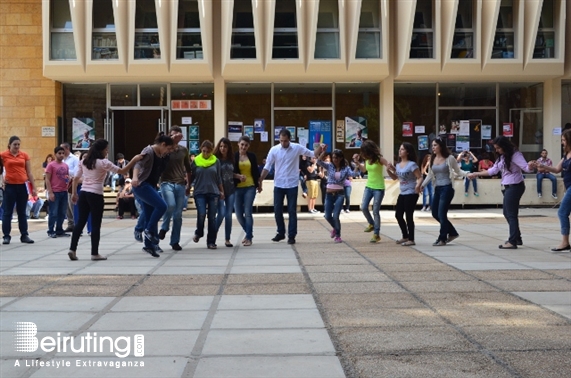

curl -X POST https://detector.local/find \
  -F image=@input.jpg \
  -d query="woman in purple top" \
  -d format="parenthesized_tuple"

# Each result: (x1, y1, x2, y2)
(468, 136, 533, 249)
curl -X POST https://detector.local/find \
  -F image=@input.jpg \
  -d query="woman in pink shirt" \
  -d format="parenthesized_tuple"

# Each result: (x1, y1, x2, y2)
(67, 139, 142, 261)
(468, 136, 533, 249)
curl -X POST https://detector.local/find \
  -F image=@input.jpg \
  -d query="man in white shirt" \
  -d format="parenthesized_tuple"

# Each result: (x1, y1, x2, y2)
(259, 129, 324, 245)
(60, 142, 79, 232)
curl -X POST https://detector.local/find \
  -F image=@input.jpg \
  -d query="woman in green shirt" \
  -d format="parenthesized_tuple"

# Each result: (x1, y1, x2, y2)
(357, 140, 390, 243)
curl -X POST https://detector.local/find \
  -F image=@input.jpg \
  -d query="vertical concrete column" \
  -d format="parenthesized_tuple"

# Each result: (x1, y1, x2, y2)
(212, 0, 225, 142)
(380, 77, 394, 161)
(543, 78, 562, 158)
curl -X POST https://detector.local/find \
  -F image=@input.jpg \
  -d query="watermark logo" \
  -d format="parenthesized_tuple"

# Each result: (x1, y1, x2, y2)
(14, 322, 38, 352)
(13, 322, 144, 358)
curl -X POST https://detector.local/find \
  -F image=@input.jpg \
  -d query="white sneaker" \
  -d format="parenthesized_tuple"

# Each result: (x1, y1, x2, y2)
(538, 193, 542, 198)
(552, 194, 558, 199)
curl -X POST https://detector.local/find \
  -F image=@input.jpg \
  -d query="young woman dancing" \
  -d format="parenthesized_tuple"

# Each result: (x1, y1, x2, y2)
(421, 137, 468, 246)
(468, 136, 533, 249)
(357, 140, 389, 243)
(214, 138, 236, 247)
(317, 147, 353, 243)
(387, 143, 423, 246)
(68, 139, 142, 260)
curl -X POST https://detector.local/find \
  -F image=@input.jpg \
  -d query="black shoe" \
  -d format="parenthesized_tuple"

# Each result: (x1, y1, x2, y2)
(48, 233, 57, 239)
(2, 236, 10, 245)
(56, 233, 70, 237)
(272, 234, 286, 242)
(144, 229, 159, 244)
(65, 226, 74, 232)
(20, 236, 34, 244)
(287, 238, 296, 245)
(551, 245, 571, 252)
(158, 229, 167, 240)
(134, 230, 143, 243)
(143, 247, 160, 258)
(516, 239, 523, 246)
(171, 243, 182, 251)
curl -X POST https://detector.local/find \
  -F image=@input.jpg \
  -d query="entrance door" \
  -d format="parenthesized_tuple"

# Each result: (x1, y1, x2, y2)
(110, 110, 164, 161)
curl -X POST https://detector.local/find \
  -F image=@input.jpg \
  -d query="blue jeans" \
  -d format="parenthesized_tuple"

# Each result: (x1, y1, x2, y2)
(216, 192, 235, 241)
(343, 185, 352, 210)
(135, 198, 145, 232)
(274, 186, 298, 238)
(133, 182, 167, 248)
(502, 182, 525, 245)
(160, 182, 186, 245)
(558, 188, 571, 235)
(194, 193, 219, 245)
(432, 184, 458, 242)
(324, 191, 345, 237)
(423, 181, 433, 207)
(234, 186, 256, 240)
(360, 187, 385, 235)
(464, 177, 478, 193)
(26, 199, 43, 218)
(537, 173, 557, 196)
(48, 191, 68, 235)
(2, 183, 29, 238)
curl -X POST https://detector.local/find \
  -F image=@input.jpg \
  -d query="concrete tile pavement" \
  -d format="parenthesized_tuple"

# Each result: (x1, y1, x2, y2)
(0, 208, 569, 377)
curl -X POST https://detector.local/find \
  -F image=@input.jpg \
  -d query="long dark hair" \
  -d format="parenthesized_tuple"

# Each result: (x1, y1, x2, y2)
(83, 139, 108, 170)
(430, 137, 450, 167)
(154, 132, 174, 146)
(214, 137, 234, 162)
(563, 129, 571, 154)
(360, 140, 382, 165)
(492, 136, 515, 171)
(399, 142, 418, 164)
(332, 149, 348, 169)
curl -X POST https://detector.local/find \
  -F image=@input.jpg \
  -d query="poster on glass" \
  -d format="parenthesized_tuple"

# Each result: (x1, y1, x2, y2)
(72, 118, 95, 150)
(346, 117, 367, 148)
(402, 122, 413, 137)
(243, 125, 254, 140)
(309, 120, 332, 151)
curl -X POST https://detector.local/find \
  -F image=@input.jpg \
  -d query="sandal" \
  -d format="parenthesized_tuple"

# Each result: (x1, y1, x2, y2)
(225, 241, 233, 247)
(207, 244, 217, 250)
(401, 241, 416, 246)
(243, 239, 252, 246)
(395, 238, 408, 244)
(193, 235, 200, 243)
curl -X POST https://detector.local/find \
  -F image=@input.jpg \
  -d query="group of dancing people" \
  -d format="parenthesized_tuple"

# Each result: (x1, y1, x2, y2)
(3, 129, 571, 261)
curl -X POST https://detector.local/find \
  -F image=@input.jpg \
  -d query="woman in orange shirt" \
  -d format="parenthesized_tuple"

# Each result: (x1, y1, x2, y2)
(1, 136, 37, 244)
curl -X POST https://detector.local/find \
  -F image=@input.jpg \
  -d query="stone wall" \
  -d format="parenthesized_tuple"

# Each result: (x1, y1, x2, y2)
(0, 0, 59, 186)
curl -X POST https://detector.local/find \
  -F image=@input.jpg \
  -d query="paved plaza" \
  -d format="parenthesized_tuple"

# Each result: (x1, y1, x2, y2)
(0, 208, 570, 377)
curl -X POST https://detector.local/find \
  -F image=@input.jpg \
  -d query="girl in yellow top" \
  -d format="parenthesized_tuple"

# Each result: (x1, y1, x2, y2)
(233, 136, 261, 246)
(357, 140, 390, 243)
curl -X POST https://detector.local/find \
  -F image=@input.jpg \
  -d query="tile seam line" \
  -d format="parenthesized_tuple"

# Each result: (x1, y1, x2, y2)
(311, 219, 523, 377)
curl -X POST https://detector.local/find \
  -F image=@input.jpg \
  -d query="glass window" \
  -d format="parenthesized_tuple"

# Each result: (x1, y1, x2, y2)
(92, 0, 118, 60)
(134, 0, 160, 60)
(110, 85, 137, 107)
(274, 83, 332, 107)
(140, 85, 167, 106)
(176, 0, 203, 60)
(171, 83, 215, 150)
(438, 83, 496, 107)
(499, 83, 543, 161)
(50, 0, 76, 60)
(534, 0, 555, 59)
(356, 0, 381, 59)
(394, 83, 437, 160)
(438, 109, 497, 155)
(410, 0, 434, 58)
(272, 0, 298, 59)
(231, 0, 256, 59)
(335, 83, 380, 155)
(492, 0, 515, 59)
(226, 83, 271, 160)
(315, 0, 340, 59)
(63, 84, 107, 145)
(451, 0, 475, 59)
(563, 81, 571, 129)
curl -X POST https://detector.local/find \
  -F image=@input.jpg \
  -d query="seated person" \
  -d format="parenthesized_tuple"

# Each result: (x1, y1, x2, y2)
(536, 149, 557, 199)
(26, 183, 44, 219)
(117, 178, 137, 219)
